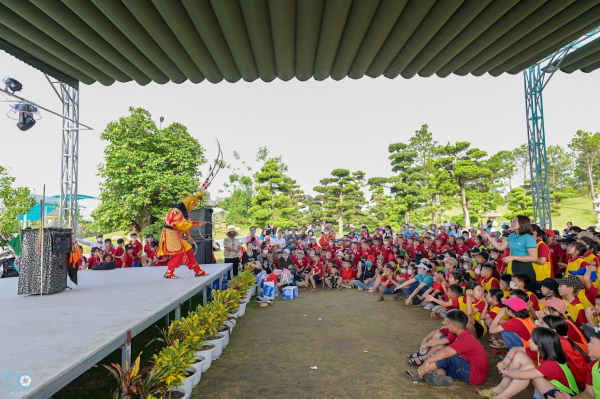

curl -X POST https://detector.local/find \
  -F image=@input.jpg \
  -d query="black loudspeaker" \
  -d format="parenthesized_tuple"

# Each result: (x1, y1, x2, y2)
(189, 208, 213, 240)
(194, 239, 213, 265)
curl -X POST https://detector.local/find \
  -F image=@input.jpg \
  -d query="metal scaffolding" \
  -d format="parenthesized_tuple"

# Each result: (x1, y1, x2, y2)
(524, 27, 600, 229)
(46, 75, 80, 230)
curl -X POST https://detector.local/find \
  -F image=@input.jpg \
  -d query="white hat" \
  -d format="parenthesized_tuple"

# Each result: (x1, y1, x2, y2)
(283, 249, 291, 254)
(416, 263, 429, 269)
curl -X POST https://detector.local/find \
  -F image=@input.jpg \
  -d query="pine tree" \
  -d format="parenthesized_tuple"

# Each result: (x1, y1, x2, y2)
(504, 187, 533, 220)
(314, 169, 370, 236)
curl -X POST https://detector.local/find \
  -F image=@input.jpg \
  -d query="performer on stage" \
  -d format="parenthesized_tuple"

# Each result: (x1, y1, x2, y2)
(158, 192, 209, 279)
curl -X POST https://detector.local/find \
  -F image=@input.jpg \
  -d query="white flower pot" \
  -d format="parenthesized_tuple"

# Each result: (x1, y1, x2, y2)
(205, 333, 226, 359)
(196, 346, 214, 372)
(225, 319, 236, 335)
(170, 386, 190, 399)
(190, 356, 204, 387)
(251, 284, 257, 295)
(218, 327, 230, 347)
(183, 367, 196, 393)
(237, 301, 247, 317)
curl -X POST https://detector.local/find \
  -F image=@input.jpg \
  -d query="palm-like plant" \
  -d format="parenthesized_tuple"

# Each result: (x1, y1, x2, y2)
(104, 353, 165, 399)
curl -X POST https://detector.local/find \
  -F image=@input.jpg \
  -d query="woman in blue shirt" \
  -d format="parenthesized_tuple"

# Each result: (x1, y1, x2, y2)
(482, 215, 538, 286)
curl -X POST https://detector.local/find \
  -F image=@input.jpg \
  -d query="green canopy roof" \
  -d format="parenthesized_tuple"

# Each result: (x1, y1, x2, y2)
(1, 0, 599, 87)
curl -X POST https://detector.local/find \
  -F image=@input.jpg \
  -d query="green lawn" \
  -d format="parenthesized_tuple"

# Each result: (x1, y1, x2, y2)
(444, 196, 596, 229)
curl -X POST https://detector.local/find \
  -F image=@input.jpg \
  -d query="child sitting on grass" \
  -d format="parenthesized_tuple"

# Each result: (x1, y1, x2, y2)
(324, 265, 342, 290)
(489, 297, 536, 350)
(405, 310, 489, 387)
(375, 264, 403, 301)
(482, 288, 506, 348)
(304, 253, 323, 292)
(339, 259, 356, 288)
(478, 327, 579, 399)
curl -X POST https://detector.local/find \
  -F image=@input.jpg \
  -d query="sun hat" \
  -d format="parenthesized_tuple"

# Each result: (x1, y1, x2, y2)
(501, 297, 527, 312)
(227, 226, 238, 236)
(542, 297, 567, 314)
(129, 231, 138, 237)
(557, 274, 583, 291)
(444, 257, 458, 266)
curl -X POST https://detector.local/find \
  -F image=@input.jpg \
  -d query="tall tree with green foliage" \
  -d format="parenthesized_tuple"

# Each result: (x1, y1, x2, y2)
(219, 150, 254, 224)
(569, 130, 600, 202)
(487, 150, 516, 195)
(92, 107, 206, 233)
(248, 158, 295, 229)
(314, 169, 370, 236)
(436, 142, 494, 228)
(288, 178, 308, 226)
(504, 187, 533, 220)
(0, 166, 36, 246)
(512, 144, 530, 185)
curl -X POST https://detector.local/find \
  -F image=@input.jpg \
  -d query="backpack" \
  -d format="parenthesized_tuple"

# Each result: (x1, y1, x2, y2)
(92, 261, 116, 270)
(0, 256, 19, 278)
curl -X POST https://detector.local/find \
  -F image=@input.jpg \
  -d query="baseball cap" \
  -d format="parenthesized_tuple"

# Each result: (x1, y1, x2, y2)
(542, 297, 567, 314)
(125, 244, 133, 250)
(583, 324, 600, 340)
(588, 226, 597, 231)
(543, 229, 555, 238)
(501, 297, 527, 312)
(569, 267, 598, 282)
(444, 257, 458, 266)
(476, 251, 490, 261)
(557, 236, 575, 243)
(283, 249, 291, 254)
(540, 278, 559, 294)
(557, 275, 583, 291)
(376, 254, 384, 259)
(367, 255, 375, 262)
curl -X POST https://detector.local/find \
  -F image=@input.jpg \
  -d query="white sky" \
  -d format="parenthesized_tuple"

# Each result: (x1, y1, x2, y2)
(0, 51, 598, 201)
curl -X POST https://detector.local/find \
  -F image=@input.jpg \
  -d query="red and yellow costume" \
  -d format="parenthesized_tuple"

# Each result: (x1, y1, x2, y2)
(158, 192, 208, 279)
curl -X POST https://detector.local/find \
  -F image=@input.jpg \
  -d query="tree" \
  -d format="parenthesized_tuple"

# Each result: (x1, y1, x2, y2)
(569, 130, 600, 201)
(288, 178, 308, 226)
(512, 144, 529, 185)
(314, 169, 370, 236)
(248, 158, 295, 228)
(487, 150, 516, 195)
(436, 142, 494, 228)
(0, 166, 36, 246)
(219, 151, 255, 224)
(504, 187, 533, 220)
(92, 107, 206, 233)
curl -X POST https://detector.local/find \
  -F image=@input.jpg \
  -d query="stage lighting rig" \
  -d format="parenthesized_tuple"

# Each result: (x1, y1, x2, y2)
(7, 102, 41, 131)
(3, 76, 22, 93)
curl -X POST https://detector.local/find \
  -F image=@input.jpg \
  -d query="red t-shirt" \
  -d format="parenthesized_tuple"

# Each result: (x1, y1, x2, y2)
(438, 327, 457, 344)
(548, 243, 564, 271)
(340, 268, 354, 280)
(431, 282, 444, 293)
(154, 255, 169, 266)
(525, 290, 540, 311)
(112, 246, 124, 268)
(466, 237, 476, 248)
(438, 233, 450, 245)
(311, 262, 324, 277)
(144, 243, 152, 257)
(294, 257, 311, 271)
(448, 330, 489, 385)
(122, 253, 134, 268)
(501, 318, 533, 341)
(130, 240, 143, 261)
(381, 275, 399, 288)
(567, 297, 587, 326)
(381, 245, 392, 261)
(351, 250, 361, 266)
(559, 336, 587, 389)
(87, 256, 101, 269)
(586, 360, 598, 386)
(455, 244, 470, 257)
(535, 360, 573, 390)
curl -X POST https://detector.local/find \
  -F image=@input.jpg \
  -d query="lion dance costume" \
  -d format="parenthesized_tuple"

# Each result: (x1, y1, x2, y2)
(158, 192, 209, 279)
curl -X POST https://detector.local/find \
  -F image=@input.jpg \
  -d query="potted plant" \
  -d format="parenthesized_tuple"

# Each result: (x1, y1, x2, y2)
(186, 310, 215, 371)
(200, 302, 228, 359)
(104, 352, 165, 399)
(153, 340, 195, 399)
(180, 314, 207, 386)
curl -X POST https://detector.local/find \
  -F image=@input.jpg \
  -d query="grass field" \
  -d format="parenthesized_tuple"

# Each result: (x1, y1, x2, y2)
(444, 196, 596, 229)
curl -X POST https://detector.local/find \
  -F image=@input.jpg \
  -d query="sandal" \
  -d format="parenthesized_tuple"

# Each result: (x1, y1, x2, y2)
(424, 372, 454, 386)
(377, 296, 384, 301)
(404, 369, 421, 382)
(407, 355, 426, 366)
(490, 341, 508, 349)
(477, 388, 497, 398)
(311, 288, 316, 292)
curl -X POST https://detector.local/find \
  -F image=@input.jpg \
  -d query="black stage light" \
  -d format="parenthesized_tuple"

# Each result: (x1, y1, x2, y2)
(17, 111, 36, 131)
(3, 77, 22, 93)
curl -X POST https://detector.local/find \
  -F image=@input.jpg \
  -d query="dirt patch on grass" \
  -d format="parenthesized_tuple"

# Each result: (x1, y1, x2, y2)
(194, 289, 525, 399)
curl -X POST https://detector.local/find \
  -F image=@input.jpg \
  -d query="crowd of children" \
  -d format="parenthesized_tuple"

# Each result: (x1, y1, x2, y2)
(76, 232, 168, 269)
(238, 220, 600, 398)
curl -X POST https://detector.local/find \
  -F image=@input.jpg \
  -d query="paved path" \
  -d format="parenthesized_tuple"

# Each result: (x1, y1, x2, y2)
(193, 289, 521, 399)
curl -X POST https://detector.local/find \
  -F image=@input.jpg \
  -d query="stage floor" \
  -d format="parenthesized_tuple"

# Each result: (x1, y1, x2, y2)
(0, 264, 231, 399)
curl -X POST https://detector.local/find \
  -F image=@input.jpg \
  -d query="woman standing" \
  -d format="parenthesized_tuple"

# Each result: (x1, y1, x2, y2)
(482, 215, 538, 287)
(223, 226, 242, 276)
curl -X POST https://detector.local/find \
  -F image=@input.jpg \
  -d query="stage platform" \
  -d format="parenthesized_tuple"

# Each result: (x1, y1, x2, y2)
(0, 263, 232, 399)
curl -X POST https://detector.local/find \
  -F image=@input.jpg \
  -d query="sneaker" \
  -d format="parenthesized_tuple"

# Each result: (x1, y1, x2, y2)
(324, 287, 330, 291)
(337, 286, 342, 290)
(357, 287, 364, 291)
(439, 310, 449, 318)
(424, 303, 434, 310)
(345, 285, 353, 289)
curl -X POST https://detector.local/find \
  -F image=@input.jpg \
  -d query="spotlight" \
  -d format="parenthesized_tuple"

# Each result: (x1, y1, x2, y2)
(3, 77, 22, 93)
(7, 102, 41, 131)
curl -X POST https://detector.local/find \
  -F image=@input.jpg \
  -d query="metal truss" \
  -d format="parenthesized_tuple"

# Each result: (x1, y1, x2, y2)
(524, 27, 600, 229)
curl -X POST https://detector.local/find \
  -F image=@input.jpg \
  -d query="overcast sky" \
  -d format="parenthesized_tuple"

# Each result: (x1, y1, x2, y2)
(1, 51, 598, 201)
